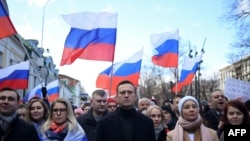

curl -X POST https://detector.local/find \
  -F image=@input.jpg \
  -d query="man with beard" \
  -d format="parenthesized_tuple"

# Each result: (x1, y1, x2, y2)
(77, 89, 109, 141)
(204, 89, 226, 130)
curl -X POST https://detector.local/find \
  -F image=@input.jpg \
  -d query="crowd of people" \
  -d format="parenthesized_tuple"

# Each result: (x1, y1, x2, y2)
(1, 80, 250, 141)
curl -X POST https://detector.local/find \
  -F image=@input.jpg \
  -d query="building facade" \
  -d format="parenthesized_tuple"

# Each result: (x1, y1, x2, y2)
(219, 56, 250, 89)
(0, 34, 85, 105)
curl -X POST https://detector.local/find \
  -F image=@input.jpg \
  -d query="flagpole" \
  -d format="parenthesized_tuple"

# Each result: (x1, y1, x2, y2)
(188, 41, 193, 96)
(108, 62, 114, 97)
(198, 38, 206, 101)
(41, 0, 50, 48)
(16, 36, 44, 86)
(185, 85, 191, 96)
(175, 68, 178, 95)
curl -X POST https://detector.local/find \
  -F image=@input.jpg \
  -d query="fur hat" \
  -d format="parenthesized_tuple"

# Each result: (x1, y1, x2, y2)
(178, 96, 199, 116)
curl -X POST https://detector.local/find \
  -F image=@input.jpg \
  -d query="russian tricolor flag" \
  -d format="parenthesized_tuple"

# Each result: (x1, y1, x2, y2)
(172, 52, 203, 93)
(151, 29, 179, 68)
(60, 12, 117, 66)
(25, 80, 60, 102)
(0, 1, 17, 39)
(46, 80, 60, 102)
(0, 61, 29, 90)
(96, 49, 143, 96)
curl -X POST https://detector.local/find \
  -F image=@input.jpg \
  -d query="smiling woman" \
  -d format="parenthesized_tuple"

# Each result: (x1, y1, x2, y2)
(26, 98, 49, 140)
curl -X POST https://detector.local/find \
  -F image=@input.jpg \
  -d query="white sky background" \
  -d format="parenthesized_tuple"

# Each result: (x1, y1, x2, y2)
(7, 0, 233, 94)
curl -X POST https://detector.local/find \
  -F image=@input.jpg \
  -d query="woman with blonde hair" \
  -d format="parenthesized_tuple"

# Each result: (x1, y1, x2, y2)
(167, 96, 219, 141)
(41, 98, 88, 141)
(146, 105, 169, 141)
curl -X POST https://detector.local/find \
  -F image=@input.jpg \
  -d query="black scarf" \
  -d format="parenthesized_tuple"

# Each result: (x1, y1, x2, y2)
(0, 112, 17, 134)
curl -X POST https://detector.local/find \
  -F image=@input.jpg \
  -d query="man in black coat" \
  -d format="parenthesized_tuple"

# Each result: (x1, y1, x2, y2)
(0, 87, 40, 141)
(95, 80, 156, 141)
(203, 89, 226, 130)
(77, 89, 109, 141)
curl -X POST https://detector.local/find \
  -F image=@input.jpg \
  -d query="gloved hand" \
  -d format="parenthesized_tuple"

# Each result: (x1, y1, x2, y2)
(41, 87, 47, 98)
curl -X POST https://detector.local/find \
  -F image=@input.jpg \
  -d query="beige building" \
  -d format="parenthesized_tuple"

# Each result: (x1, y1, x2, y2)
(219, 56, 250, 89)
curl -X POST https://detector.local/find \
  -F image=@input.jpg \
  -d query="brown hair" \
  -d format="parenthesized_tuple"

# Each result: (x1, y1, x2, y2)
(220, 100, 250, 130)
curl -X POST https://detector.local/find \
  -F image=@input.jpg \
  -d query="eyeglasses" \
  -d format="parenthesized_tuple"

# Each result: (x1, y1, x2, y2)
(52, 108, 67, 113)
(0, 96, 16, 101)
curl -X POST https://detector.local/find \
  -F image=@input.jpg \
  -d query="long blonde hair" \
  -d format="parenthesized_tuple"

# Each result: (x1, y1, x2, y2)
(146, 105, 167, 128)
(41, 98, 78, 133)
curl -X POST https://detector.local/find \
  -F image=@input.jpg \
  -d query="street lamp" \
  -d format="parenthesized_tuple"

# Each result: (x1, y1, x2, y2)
(41, 0, 50, 48)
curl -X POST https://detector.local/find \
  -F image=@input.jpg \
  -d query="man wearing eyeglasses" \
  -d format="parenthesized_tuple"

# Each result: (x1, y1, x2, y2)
(0, 87, 40, 141)
(77, 89, 109, 141)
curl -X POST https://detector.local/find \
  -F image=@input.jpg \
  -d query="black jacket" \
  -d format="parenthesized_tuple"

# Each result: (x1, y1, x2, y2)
(0, 116, 39, 141)
(95, 108, 156, 141)
(77, 108, 109, 141)
(156, 128, 168, 141)
(203, 109, 221, 130)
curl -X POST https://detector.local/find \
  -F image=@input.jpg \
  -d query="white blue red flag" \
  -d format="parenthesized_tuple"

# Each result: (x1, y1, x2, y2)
(0, 1, 17, 39)
(24, 80, 59, 102)
(60, 12, 117, 66)
(96, 49, 143, 96)
(0, 61, 29, 90)
(172, 52, 203, 93)
(151, 29, 179, 68)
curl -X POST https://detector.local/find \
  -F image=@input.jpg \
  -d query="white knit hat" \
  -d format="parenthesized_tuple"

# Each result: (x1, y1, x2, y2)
(178, 96, 199, 116)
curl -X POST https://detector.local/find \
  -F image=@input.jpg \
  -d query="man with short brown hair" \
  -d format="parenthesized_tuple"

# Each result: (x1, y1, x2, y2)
(77, 89, 109, 141)
(95, 80, 156, 141)
(0, 87, 39, 141)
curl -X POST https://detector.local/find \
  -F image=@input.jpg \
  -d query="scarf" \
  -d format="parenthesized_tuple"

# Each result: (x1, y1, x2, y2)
(0, 112, 17, 133)
(33, 120, 45, 139)
(50, 121, 67, 133)
(155, 124, 164, 140)
(45, 121, 68, 141)
(172, 115, 212, 141)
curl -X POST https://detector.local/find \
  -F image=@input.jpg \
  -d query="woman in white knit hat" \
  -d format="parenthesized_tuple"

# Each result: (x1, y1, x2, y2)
(166, 96, 219, 141)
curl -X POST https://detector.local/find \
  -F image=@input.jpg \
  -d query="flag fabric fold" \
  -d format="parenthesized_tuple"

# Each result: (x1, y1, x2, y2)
(172, 52, 204, 93)
(24, 80, 60, 102)
(0, 61, 29, 90)
(151, 29, 179, 68)
(60, 12, 117, 66)
(96, 49, 143, 96)
(0, 1, 17, 39)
